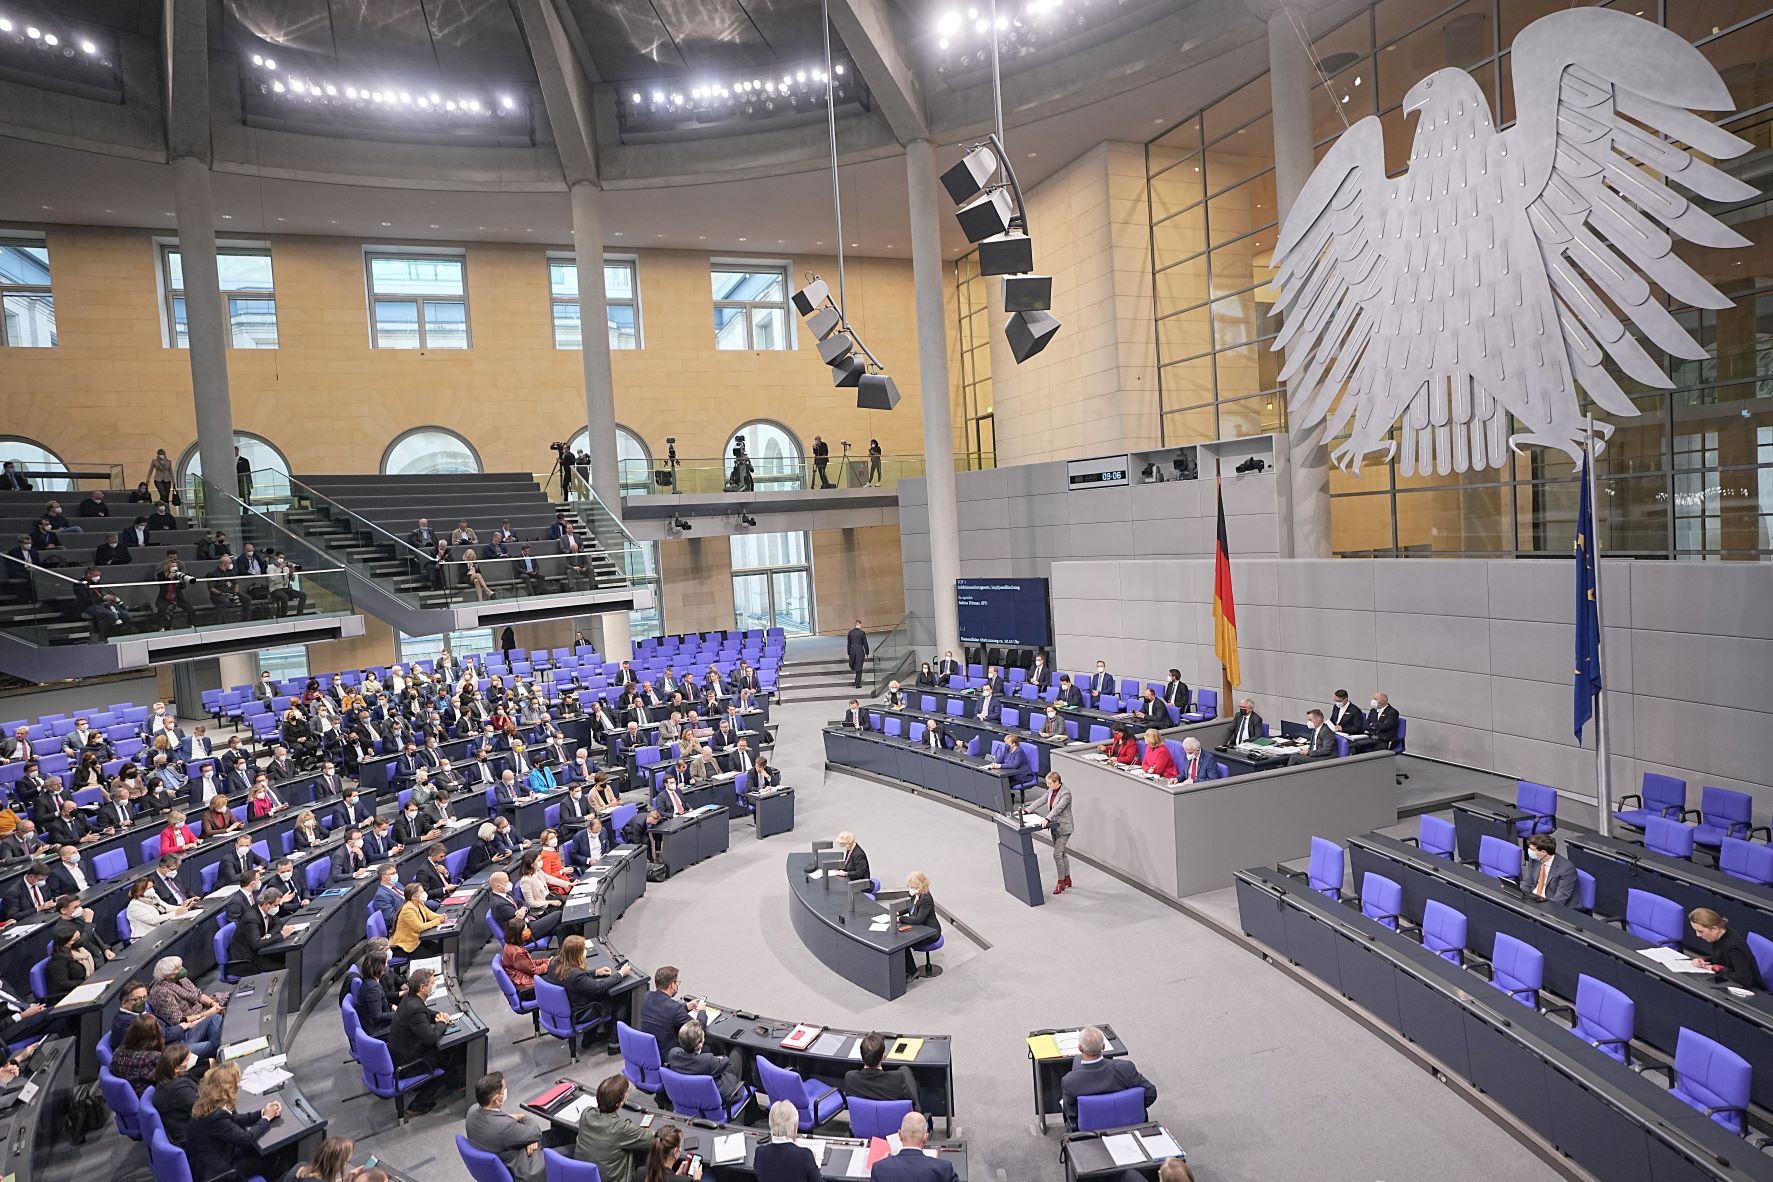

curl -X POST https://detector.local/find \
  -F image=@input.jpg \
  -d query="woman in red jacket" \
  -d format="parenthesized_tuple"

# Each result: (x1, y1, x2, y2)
(1140, 728, 1179, 779)
(1099, 726, 1139, 765)
(159, 809, 196, 855)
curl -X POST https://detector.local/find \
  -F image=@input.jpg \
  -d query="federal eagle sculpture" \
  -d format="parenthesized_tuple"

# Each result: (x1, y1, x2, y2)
(1269, 8, 1756, 476)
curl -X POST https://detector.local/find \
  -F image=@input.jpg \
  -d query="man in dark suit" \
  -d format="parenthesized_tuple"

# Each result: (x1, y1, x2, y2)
(229, 888, 287, 974)
(3, 863, 54, 919)
(653, 779, 690, 818)
(870, 1113, 958, 1182)
(983, 666, 1006, 696)
(973, 688, 1002, 724)
(842, 1030, 919, 1107)
(1087, 663, 1115, 706)
(639, 965, 706, 1060)
(1176, 738, 1223, 784)
(1520, 835, 1577, 905)
(1228, 698, 1264, 746)
(1055, 676, 1085, 708)
(216, 834, 264, 886)
(1028, 655, 1052, 691)
(389, 967, 459, 1114)
(0, 818, 43, 865)
(94, 534, 132, 566)
(1365, 692, 1400, 748)
(1131, 687, 1167, 727)
(666, 1021, 746, 1106)
(846, 621, 869, 689)
(920, 718, 951, 752)
(1328, 689, 1364, 735)
(44, 803, 93, 850)
(415, 843, 455, 899)
(936, 651, 961, 679)
(45, 844, 90, 895)
(842, 700, 866, 729)
(1060, 1026, 1156, 1131)
(1288, 709, 1339, 765)
(337, 785, 372, 828)
(1161, 670, 1190, 712)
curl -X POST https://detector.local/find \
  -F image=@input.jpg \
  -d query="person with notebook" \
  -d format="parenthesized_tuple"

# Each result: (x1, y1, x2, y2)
(842, 1030, 920, 1109)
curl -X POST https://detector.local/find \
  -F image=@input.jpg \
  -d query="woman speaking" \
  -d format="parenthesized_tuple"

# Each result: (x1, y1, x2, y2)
(1033, 770, 1075, 895)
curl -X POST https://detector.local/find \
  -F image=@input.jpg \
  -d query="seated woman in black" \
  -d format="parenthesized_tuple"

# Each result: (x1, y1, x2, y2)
(184, 1063, 281, 1182)
(44, 926, 91, 1004)
(916, 662, 937, 688)
(150, 1045, 200, 1145)
(354, 944, 400, 1039)
(545, 935, 631, 1049)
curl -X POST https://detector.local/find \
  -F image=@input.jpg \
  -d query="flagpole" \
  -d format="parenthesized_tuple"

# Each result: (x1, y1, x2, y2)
(1588, 416, 1613, 837)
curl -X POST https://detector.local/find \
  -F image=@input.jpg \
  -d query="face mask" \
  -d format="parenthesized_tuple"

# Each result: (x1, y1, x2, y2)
(1370, 699, 1379, 710)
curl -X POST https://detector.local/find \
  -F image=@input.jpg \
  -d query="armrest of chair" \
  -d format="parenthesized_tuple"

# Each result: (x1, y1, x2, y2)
(1615, 794, 1642, 810)
(396, 1057, 434, 1077)
(807, 1083, 841, 1107)
(1541, 1001, 1573, 1022)
(1400, 836, 1420, 848)
(1680, 808, 1702, 823)
(1748, 825, 1770, 844)
(1467, 956, 1494, 979)
(1637, 1062, 1674, 1086)
(1396, 915, 1420, 935)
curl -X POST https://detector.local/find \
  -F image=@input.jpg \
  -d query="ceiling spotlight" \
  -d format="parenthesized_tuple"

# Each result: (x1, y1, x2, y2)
(251, 52, 262, 64)
(264, 57, 276, 69)
(937, 12, 961, 34)
(651, 89, 664, 102)
(41, 32, 56, 46)
(739, 514, 758, 528)
(25, 26, 39, 38)
(399, 91, 412, 103)
(834, 64, 844, 75)
(324, 83, 336, 95)
(428, 92, 440, 103)
(271, 80, 285, 92)
(669, 514, 693, 533)
(499, 93, 516, 109)
(80, 37, 98, 53)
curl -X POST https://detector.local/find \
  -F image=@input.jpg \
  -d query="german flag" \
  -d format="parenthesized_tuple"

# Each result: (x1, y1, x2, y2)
(1213, 481, 1240, 690)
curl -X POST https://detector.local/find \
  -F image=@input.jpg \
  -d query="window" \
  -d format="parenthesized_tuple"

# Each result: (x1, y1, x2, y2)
(179, 433, 292, 505)
(367, 253, 469, 349)
(0, 436, 72, 492)
(163, 247, 278, 348)
(729, 530, 814, 635)
(568, 426, 653, 497)
(382, 428, 482, 476)
(549, 257, 640, 350)
(711, 265, 790, 351)
(0, 238, 53, 347)
(257, 645, 309, 681)
(627, 541, 663, 640)
(398, 629, 496, 666)
(724, 421, 804, 491)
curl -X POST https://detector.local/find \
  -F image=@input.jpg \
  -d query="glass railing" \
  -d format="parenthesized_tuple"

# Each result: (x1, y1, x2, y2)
(275, 473, 640, 609)
(869, 612, 934, 698)
(0, 511, 355, 649)
(6, 463, 127, 496)
(180, 466, 295, 516)
(624, 453, 927, 496)
(560, 469, 652, 581)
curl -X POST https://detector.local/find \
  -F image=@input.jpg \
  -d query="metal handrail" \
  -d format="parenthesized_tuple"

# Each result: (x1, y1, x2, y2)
(868, 612, 933, 698)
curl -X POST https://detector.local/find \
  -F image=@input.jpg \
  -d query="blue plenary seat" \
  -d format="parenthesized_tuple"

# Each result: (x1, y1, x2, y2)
(1411, 814, 1456, 858)
(1666, 1028, 1752, 1136)
(542, 1148, 602, 1182)
(1076, 1087, 1148, 1131)
(1512, 781, 1557, 837)
(848, 1097, 914, 1139)
(1562, 974, 1635, 1064)
(1420, 899, 1467, 964)
(1623, 888, 1684, 949)
(1307, 837, 1344, 900)
(360, 1030, 444, 1121)
(757, 1054, 844, 1132)
(1477, 835, 1521, 883)
(1486, 933, 1544, 1008)
(1359, 872, 1402, 930)
(660, 1067, 750, 1122)
(1690, 786, 1764, 852)
(617, 1021, 663, 1094)
(1748, 933, 1773, 990)
(1719, 837, 1773, 887)
(1643, 815, 1696, 861)
(1615, 772, 1687, 831)
(457, 1134, 515, 1182)
(1575, 868, 1596, 914)
(534, 977, 605, 1063)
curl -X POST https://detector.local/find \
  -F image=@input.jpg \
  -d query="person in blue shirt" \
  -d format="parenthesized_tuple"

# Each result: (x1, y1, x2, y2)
(370, 863, 403, 935)
(985, 732, 1036, 791)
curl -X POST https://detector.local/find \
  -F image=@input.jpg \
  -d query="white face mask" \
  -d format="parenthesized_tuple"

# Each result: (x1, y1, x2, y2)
(1370, 699, 1379, 710)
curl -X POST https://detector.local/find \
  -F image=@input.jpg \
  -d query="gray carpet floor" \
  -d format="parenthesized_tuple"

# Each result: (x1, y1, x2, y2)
(48, 695, 1566, 1182)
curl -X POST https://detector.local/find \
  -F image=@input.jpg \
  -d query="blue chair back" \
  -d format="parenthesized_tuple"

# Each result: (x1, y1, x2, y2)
(1572, 975, 1635, 1063)
(660, 1067, 730, 1121)
(1076, 1087, 1148, 1131)
(534, 977, 592, 1041)
(199, 864, 220, 894)
(757, 1054, 817, 1127)
(1418, 815, 1455, 858)
(28, 957, 48, 1002)
(610, 803, 638, 835)
(93, 848, 128, 880)
(1695, 786, 1753, 847)
(1307, 837, 1344, 899)
(1642, 773, 1688, 817)
(456, 1134, 516, 1182)
(139, 1085, 165, 1143)
(1719, 837, 1773, 887)
(340, 996, 365, 1060)
(306, 858, 332, 895)
(1477, 835, 1521, 882)
(116, 910, 134, 943)
(1489, 933, 1543, 1007)
(491, 953, 537, 1016)
(147, 1129, 195, 1182)
(1359, 872, 1402, 930)
(1575, 869, 1596, 913)
(884, 717, 903, 738)
(966, 736, 983, 758)
(366, 909, 389, 941)
(1644, 816, 1696, 860)
(617, 1020, 663, 1091)
(847, 1097, 914, 1139)
(1670, 1028, 1751, 1136)
(543, 1148, 602, 1182)
(98, 1065, 144, 1139)
(1748, 933, 1773, 991)
(444, 848, 470, 880)
(1420, 899, 1467, 963)
(97, 1031, 115, 1067)
(1513, 781, 1557, 836)
(214, 922, 239, 981)
(1624, 888, 1684, 948)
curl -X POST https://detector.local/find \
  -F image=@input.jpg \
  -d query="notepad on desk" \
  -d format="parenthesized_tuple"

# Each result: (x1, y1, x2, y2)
(220, 1036, 270, 1062)
(409, 956, 445, 976)
(1053, 1030, 1083, 1057)
(1136, 1128, 1183, 1160)
(809, 1032, 846, 1057)
(55, 982, 106, 1008)
(886, 1037, 923, 1061)
(1102, 1133, 1145, 1166)
(712, 1133, 746, 1165)
(555, 1094, 596, 1124)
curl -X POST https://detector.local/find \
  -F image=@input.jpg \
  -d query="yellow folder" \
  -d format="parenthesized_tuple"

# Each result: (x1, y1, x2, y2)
(1025, 1033, 1062, 1059)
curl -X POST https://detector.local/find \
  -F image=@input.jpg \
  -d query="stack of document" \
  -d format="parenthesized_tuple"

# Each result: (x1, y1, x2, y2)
(1638, 947, 1711, 974)
(1053, 1030, 1083, 1056)
(241, 1056, 292, 1093)
(868, 917, 891, 933)
(800, 1138, 829, 1164)
(1136, 1128, 1184, 1159)
(1102, 1133, 1145, 1166)
(712, 1133, 747, 1165)
(882, 1135, 938, 1159)
(56, 982, 106, 1008)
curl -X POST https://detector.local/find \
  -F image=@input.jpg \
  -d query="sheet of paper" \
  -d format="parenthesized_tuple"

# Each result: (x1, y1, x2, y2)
(800, 1138, 828, 1164)
(54, 982, 106, 1008)
(1136, 1129, 1184, 1159)
(555, 1095, 595, 1124)
(844, 1146, 871, 1176)
(807, 868, 825, 879)
(409, 956, 445, 976)
(280, 922, 310, 935)
(1053, 1030, 1082, 1056)
(1021, 814, 1044, 828)
(1102, 1133, 1145, 1166)
(1637, 947, 1710, 972)
(701, 1007, 723, 1023)
(712, 1134, 746, 1165)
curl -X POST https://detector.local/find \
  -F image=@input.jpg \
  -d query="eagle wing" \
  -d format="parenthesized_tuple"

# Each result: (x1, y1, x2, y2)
(1507, 8, 1755, 421)
(1268, 117, 1410, 472)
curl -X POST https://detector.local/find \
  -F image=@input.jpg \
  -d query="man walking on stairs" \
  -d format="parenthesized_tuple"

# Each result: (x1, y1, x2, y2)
(847, 620, 869, 689)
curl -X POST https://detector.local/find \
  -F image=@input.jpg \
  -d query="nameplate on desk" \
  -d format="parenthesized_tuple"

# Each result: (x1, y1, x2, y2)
(220, 1036, 270, 1061)
(55, 982, 106, 1008)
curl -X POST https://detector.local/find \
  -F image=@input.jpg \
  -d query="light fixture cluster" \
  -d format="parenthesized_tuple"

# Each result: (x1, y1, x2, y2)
(244, 53, 523, 122)
(792, 276, 900, 410)
(932, 0, 1136, 72)
(0, 10, 113, 67)
(619, 60, 862, 132)
(942, 135, 1059, 363)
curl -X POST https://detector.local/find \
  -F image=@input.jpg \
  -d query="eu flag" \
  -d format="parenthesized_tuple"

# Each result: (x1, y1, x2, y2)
(1573, 450, 1603, 740)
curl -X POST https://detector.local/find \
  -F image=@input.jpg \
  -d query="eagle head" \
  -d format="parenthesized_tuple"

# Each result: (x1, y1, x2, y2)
(1402, 67, 1487, 121)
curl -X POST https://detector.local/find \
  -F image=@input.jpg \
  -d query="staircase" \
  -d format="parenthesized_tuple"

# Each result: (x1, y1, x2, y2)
(773, 654, 873, 705)
(276, 473, 637, 635)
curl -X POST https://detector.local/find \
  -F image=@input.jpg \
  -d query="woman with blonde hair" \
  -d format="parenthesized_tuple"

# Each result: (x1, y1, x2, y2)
(184, 1063, 281, 1182)
(159, 808, 195, 854)
(286, 1135, 364, 1182)
(391, 880, 443, 955)
(461, 548, 494, 601)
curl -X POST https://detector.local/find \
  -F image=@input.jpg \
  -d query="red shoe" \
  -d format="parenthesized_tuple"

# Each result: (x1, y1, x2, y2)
(1052, 880, 1065, 895)
(1062, 876, 1073, 889)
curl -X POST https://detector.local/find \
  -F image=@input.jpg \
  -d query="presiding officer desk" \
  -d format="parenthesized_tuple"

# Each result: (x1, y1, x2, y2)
(1346, 832, 1773, 1112)
(1055, 746, 1397, 899)
(1564, 832, 1773, 946)
(785, 852, 938, 1001)
(702, 1009, 956, 1133)
(822, 726, 1017, 814)
(1236, 867, 1773, 1182)
(521, 1091, 971, 1180)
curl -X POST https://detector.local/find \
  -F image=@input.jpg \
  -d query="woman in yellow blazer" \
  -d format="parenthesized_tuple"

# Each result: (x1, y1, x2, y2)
(391, 880, 443, 955)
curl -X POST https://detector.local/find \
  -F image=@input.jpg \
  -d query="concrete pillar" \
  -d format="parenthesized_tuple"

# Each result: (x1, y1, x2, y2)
(171, 155, 237, 529)
(568, 181, 632, 660)
(905, 140, 962, 656)
(1267, 11, 1331, 559)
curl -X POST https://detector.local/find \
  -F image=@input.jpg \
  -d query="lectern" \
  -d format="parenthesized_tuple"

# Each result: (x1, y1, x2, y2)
(996, 813, 1046, 907)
